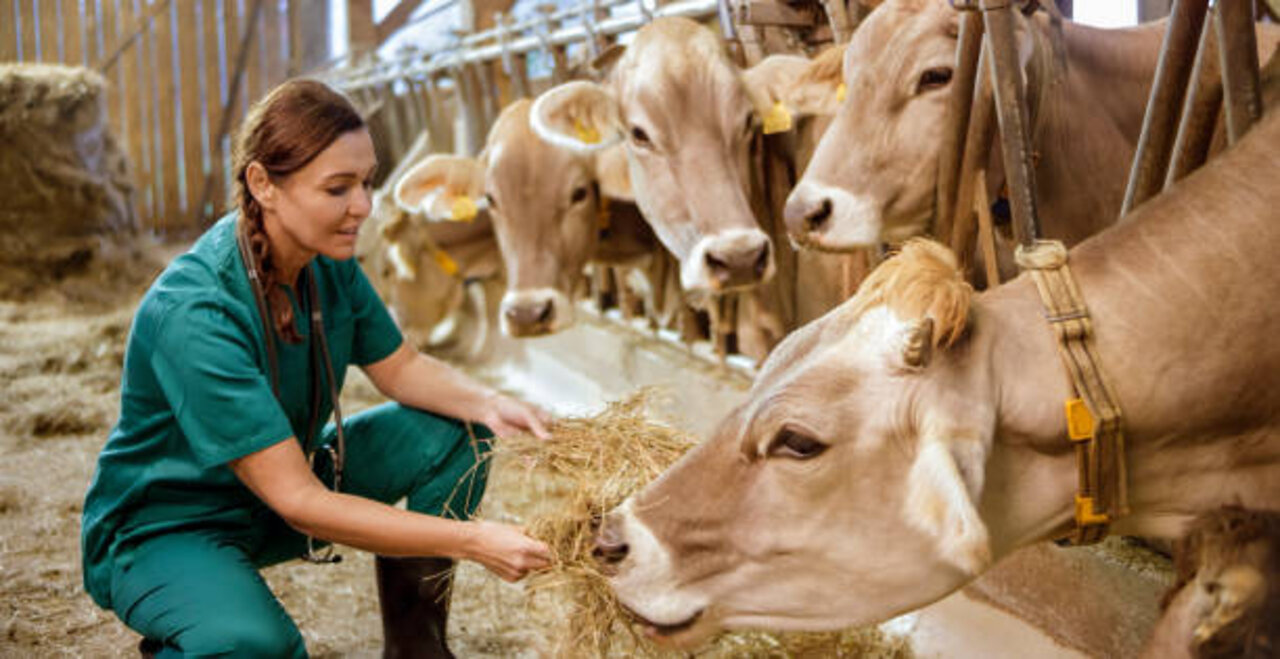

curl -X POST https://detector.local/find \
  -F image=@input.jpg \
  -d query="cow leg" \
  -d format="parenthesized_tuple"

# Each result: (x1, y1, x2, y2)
(376, 556, 456, 659)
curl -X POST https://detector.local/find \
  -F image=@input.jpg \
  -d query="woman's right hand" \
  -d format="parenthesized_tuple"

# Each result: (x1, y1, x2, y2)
(463, 520, 553, 582)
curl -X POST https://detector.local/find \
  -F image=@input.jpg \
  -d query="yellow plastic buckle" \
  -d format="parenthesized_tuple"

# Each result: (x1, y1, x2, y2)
(762, 101, 793, 134)
(432, 249, 459, 276)
(1074, 495, 1110, 527)
(1064, 398, 1094, 442)
(574, 118, 601, 145)
(450, 196, 478, 222)
(836, 83, 847, 103)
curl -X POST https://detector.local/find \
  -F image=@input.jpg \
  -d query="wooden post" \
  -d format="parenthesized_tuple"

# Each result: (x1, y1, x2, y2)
(1216, 0, 1262, 143)
(949, 47, 996, 275)
(246, 0, 264, 104)
(16, 0, 33, 61)
(203, 0, 227, 215)
(935, 11, 984, 248)
(1164, 18, 1221, 189)
(38, 0, 58, 61)
(0, 2, 16, 62)
(178, 0, 203, 221)
(61, 0, 82, 64)
(1120, 0, 1207, 217)
(156, 1, 181, 231)
(99, 0, 120, 139)
(983, 2, 1042, 247)
(198, 0, 265, 225)
(122, 0, 154, 224)
(348, 0, 377, 57)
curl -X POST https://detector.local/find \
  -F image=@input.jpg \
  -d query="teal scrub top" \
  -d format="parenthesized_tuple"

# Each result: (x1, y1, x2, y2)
(81, 214, 404, 609)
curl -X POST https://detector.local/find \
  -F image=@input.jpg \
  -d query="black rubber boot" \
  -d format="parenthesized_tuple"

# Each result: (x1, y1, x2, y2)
(376, 556, 456, 659)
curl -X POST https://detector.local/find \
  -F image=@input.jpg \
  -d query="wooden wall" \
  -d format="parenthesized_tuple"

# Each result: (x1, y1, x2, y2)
(2, 0, 329, 233)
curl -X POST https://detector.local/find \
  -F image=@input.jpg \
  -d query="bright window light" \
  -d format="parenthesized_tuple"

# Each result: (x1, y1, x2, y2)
(1073, 0, 1139, 27)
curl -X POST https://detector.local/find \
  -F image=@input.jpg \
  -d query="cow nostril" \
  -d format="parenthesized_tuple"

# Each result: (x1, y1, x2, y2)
(536, 299, 554, 325)
(592, 542, 630, 565)
(806, 198, 833, 232)
(753, 242, 770, 277)
(705, 252, 730, 280)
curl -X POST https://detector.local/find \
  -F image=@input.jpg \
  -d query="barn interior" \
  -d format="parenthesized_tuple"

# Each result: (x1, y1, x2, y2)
(2, 0, 1277, 656)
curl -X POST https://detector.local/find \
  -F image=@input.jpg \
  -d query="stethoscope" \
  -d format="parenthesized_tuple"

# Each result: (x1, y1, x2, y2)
(236, 216, 345, 564)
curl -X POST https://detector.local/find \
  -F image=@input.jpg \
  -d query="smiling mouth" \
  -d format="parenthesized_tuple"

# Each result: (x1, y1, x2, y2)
(621, 604, 704, 638)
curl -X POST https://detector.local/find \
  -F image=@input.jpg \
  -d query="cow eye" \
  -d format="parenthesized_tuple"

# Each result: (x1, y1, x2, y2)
(570, 186, 590, 204)
(484, 192, 498, 210)
(768, 428, 828, 460)
(916, 67, 953, 94)
(630, 126, 652, 147)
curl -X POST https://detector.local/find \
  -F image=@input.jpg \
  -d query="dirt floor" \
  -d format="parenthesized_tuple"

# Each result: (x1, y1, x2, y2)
(0, 235, 908, 658)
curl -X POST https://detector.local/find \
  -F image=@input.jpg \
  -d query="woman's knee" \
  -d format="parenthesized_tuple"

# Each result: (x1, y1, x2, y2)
(174, 613, 307, 658)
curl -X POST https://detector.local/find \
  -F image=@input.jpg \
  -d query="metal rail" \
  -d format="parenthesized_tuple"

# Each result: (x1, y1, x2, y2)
(325, 0, 716, 91)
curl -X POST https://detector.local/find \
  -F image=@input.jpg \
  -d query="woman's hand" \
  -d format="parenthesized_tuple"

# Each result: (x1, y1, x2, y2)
(480, 393, 553, 440)
(462, 520, 553, 582)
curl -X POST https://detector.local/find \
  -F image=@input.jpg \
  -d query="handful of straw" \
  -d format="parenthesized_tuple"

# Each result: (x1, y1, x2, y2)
(486, 390, 912, 658)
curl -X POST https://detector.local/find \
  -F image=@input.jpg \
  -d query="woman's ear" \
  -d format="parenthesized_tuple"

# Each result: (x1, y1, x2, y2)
(245, 162, 276, 211)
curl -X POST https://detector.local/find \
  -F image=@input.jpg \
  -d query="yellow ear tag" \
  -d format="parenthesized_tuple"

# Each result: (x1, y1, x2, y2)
(1064, 398, 1094, 442)
(762, 101, 793, 135)
(836, 83, 847, 103)
(574, 118, 601, 145)
(450, 195, 478, 222)
(432, 248, 459, 276)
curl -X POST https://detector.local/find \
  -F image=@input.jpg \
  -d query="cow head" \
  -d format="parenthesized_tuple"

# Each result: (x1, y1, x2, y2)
(530, 17, 780, 295)
(786, 0, 1036, 251)
(395, 101, 627, 338)
(595, 240, 997, 646)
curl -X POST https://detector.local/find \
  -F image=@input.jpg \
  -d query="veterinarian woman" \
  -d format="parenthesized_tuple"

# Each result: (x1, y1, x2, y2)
(81, 79, 552, 658)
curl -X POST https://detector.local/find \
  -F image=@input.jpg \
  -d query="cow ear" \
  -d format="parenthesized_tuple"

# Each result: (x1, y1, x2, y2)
(530, 81, 624, 153)
(785, 45, 847, 117)
(594, 145, 634, 202)
(905, 432, 992, 575)
(393, 155, 486, 223)
(590, 43, 627, 78)
(742, 54, 811, 124)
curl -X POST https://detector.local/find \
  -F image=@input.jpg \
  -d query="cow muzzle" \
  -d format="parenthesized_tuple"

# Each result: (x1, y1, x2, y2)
(683, 229, 775, 292)
(785, 181, 882, 252)
(500, 288, 573, 337)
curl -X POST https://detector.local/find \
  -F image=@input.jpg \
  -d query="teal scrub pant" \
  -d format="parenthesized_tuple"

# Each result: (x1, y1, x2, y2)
(107, 404, 492, 658)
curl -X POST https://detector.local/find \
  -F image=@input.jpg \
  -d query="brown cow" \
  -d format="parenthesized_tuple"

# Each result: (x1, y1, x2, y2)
(592, 109, 1280, 647)
(784, 0, 1278, 255)
(356, 133, 502, 357)
(1142, 507, 1280, 659)
(393, 100, 672, 338)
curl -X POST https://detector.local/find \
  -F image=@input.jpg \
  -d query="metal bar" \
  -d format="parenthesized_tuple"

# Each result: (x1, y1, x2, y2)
(935, 10, 985, 248)
(1164, 15, 1221, 189)
(982, 0, 1042, 246)
(1119, 0, 1207, 218)
(949, 46, 997, 273)
(1216, 0, 1262, 144)
(330, 0, 719, 91)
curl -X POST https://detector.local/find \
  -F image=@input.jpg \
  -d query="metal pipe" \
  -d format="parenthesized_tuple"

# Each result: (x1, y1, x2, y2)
(1119, 0, 1208, 218)
(333, 0, 719, 90)
(1164, 16, 1221, 189)
(935, 10, 985, 248)
(949, 46, 997, 273)
(982, 0, 1042, 246)
(1216, 0, 1262, 144)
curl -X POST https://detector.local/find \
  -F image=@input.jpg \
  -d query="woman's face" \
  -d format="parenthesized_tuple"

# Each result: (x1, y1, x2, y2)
(264, 128, 378, 262)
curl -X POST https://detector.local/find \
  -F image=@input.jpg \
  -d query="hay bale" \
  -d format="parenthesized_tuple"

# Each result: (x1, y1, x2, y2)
(489, 390, 912, 659)
(0, 63, 137, 291)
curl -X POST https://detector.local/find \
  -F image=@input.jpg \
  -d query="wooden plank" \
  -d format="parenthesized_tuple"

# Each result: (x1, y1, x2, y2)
(222, 0, 242, 143)
(178, 0, 202, 220)
(1, 1, 19, 62)
(16, 0, 34, 61)
(198, 0, 263, 222)
(202, 0, 226, 218)
(85, 0, 100, 62)
(101, 0, 122, 134)
(39, 0, 60, 61)
(61, 0, 82, 64)
(120, 0, 150, 224)
(261, 0, 283, 88)
(245, 0, 263, 104)
(155, 0, 181, 230)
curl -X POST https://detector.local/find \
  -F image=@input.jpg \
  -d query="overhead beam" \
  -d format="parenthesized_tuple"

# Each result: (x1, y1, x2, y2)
(375, 0, 428, 44)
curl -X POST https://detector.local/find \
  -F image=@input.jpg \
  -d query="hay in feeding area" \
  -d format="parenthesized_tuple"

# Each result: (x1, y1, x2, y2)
(485, 389, 912, 658)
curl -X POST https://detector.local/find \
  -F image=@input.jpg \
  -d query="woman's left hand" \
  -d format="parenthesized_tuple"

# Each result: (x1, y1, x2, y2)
(480, 393, 552, 440)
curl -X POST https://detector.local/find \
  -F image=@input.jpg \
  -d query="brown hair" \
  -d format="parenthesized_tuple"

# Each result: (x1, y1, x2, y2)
(232, 78, 365, 343)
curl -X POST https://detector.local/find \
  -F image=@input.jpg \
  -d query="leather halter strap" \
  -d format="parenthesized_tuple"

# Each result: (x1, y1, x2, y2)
(1014, 240, 1129, 545)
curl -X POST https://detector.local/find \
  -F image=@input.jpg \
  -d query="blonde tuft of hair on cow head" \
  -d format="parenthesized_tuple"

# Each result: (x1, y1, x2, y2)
(393, 154, 488, 223)
(530, 80, 625, 154)
(847, 238, 973, 370)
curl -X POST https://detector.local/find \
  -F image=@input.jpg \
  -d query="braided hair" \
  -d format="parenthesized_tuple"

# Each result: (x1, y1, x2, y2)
(231, 79, 365, 343)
